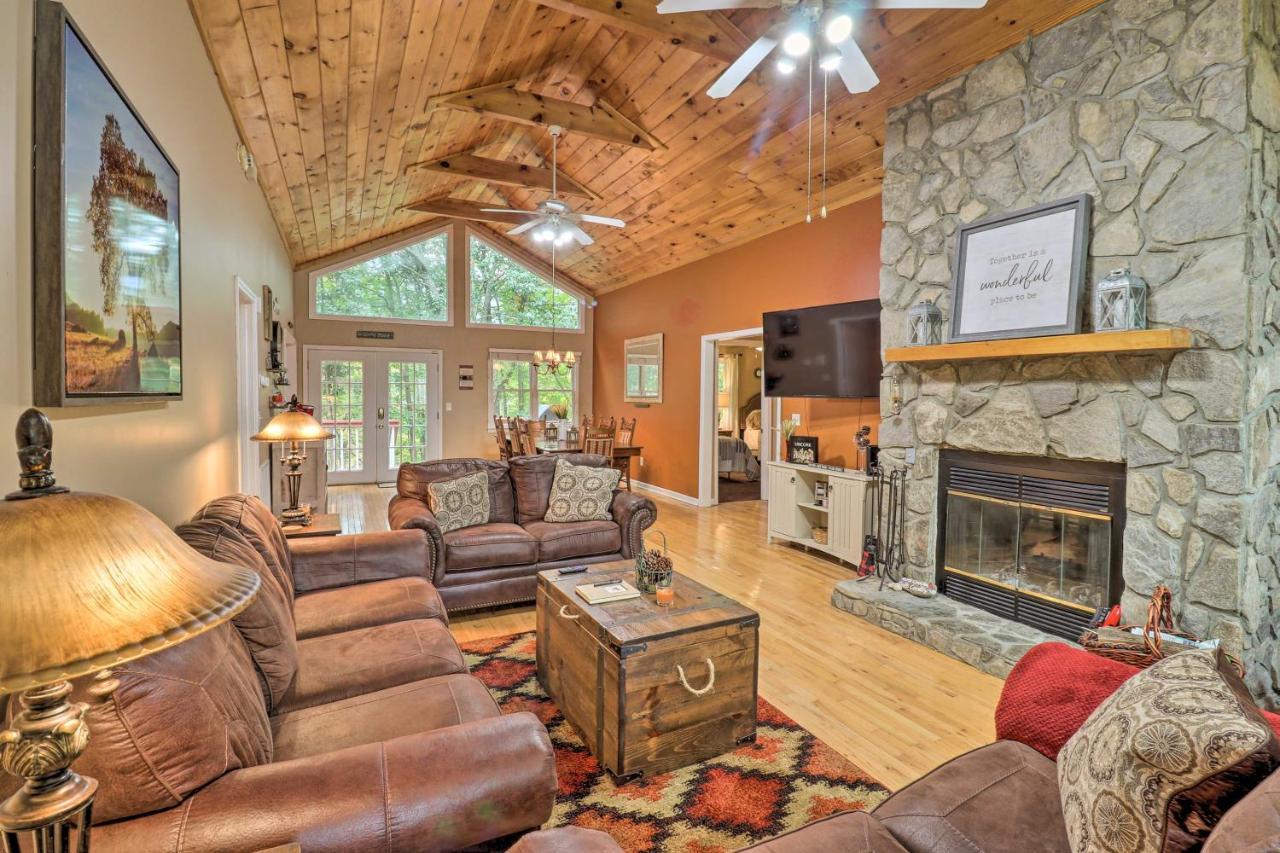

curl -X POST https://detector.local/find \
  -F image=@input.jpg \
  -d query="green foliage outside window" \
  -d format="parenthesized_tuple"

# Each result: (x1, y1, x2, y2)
(492, 356, 575, 422)
(314, 231, 449, 322)
(468, 235, 580, 330)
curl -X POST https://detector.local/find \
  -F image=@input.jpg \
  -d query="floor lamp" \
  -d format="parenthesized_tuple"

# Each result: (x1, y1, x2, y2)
(0, 409, 260, 852)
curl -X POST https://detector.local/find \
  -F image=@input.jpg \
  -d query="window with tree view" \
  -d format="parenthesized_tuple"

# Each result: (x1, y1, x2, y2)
(491, 352, 577, 422)
(468, 233, 581, 330)
(313, 230, 449, 322)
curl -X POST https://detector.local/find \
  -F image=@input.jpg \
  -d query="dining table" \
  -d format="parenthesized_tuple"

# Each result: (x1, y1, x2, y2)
(533, 439, 643, 491)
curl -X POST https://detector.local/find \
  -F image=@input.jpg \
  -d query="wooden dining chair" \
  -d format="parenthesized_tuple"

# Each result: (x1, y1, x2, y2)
(526, 419, 550, 448)
(493, 416, 511, 460)
(581, 414, 595, 430)
(617, 418, 637, 447)
(583, 436, 614, 461)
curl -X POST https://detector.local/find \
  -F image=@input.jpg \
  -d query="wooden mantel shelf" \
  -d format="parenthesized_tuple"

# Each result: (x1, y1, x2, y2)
(885, 328, 1193, 364)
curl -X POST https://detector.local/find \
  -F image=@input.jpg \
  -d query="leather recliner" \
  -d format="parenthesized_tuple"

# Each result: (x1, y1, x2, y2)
(1, 494, 557, 852)
(389, 454, 658, 612)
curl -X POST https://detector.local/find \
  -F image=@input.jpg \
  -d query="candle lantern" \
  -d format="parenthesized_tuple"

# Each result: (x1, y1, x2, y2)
(907, 299, 944, 346)
(1094, 267, 1148, 332)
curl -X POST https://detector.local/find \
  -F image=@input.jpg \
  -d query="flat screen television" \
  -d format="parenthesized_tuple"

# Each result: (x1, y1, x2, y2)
(763, 299, 881, 398)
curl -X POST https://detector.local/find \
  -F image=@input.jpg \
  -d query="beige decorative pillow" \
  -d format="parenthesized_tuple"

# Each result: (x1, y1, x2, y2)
(426, 471, 491, 533)
(1058, 649, 1280, 853)
(544, 459, 621, 522)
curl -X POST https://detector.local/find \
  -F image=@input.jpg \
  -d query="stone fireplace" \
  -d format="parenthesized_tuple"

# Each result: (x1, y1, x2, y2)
(936, 450, 1126, 640)
(868, 0, 1280, 703)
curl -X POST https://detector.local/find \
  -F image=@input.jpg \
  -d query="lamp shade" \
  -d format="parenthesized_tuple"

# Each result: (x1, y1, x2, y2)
(251, 409, 333, 443)
(0, 492, 260, 695)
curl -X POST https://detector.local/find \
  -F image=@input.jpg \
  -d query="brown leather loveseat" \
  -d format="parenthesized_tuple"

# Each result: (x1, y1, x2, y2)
(0, 494, 557, 852)
(389, 454, 657, 612)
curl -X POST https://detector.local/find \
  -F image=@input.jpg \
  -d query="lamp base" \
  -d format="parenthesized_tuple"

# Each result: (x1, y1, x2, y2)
(280, 505, 312, 526)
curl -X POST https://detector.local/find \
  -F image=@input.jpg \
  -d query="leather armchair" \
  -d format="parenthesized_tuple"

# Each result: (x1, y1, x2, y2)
(94, 714, 556, 853)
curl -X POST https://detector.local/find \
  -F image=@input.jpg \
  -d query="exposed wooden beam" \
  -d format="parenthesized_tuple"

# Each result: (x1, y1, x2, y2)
(407, 149, 600, 200)
(428, 83, 665, 151)
(527, 0, 750, 63)
(401, 195, 535, 225)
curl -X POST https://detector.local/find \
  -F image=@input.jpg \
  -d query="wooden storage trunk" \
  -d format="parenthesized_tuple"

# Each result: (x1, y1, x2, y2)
(536, 562, 760, 781)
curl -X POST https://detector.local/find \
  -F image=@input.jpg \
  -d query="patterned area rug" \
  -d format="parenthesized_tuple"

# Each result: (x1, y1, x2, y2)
(461, 632, 890, 852)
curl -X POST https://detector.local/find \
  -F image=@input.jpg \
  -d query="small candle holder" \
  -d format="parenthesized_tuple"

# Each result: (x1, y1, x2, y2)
(654, 573, 675, 607)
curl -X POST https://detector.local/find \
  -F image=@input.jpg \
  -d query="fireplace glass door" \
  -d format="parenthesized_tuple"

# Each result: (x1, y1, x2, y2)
(944, 492, 1111, 615)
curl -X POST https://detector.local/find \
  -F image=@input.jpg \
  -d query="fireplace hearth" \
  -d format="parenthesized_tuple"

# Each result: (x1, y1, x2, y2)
(936, 451, 1126, 641)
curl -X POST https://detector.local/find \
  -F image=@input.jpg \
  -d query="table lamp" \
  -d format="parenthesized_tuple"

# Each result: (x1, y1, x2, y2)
(0, 409, 260, 852)
(251, 395, 333, 526)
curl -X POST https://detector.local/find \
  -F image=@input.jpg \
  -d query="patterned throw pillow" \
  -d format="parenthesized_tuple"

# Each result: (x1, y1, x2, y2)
(426, 471, 491, 533)
(544, 459, 621, 522)
(1057, 649, 1280, 853)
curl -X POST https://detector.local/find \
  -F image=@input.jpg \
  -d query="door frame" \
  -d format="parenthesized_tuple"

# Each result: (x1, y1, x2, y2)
(234, 277, 263, 498)
(303, 344, 445, 484)
(697, 326, 771, 507)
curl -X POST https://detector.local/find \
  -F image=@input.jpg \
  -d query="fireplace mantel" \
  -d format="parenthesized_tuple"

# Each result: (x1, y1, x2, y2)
(885, 328, 1192, 365)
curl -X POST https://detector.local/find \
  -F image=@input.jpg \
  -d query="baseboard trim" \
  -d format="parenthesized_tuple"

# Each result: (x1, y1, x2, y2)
(631, 480, 701, 507)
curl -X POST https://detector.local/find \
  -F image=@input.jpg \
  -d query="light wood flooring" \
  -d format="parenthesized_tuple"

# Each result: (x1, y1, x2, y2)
(329, 484, 1002, 789)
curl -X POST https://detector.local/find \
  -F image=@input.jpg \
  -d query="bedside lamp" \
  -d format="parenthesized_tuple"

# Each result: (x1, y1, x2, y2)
(252, 395, 333, 525)
(0, 409, 260, 852)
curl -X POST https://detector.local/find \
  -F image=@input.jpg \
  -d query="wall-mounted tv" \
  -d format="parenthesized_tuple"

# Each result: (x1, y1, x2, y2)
(763, 299, 882, 398)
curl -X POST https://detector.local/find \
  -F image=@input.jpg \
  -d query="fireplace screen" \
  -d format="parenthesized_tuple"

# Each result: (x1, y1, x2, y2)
(936, 452, 1125, 640)
(945, 493, 1111, 612)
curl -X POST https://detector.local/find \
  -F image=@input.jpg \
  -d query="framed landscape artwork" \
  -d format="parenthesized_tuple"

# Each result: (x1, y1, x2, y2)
(33, 0, 182, 406)
(948, 195, 1091, 343)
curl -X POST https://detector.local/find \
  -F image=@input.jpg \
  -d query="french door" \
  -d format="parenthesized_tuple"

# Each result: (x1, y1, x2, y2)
(307, 347, 443, 485)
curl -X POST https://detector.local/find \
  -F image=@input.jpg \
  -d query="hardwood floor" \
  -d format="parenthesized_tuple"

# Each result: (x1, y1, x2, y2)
(329, 483, 1003, 789)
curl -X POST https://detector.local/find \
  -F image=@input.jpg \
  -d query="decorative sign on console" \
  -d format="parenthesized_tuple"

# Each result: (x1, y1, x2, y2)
(949, 195, 1092, 343)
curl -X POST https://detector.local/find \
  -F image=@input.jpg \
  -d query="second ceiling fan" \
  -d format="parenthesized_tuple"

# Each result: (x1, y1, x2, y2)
(657, 0, 989, 98)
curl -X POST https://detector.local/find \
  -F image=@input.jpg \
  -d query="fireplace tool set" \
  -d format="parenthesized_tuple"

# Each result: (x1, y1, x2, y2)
(856, 464, 936, 596)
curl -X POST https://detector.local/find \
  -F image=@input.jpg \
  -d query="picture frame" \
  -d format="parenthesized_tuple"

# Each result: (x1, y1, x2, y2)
(33, 0, 183, 406)
(948, 195, 1092, 343)
(787, 435, 819, 466)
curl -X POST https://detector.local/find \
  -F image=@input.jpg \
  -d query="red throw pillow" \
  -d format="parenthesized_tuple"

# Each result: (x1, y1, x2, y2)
(995, 642, 1280, 760)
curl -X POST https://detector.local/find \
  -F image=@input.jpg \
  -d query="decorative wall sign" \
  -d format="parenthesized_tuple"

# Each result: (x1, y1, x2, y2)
(787, 435, 819, 466)
(949, 195, 1092, 343)
(458, 364, 475, 390)
(33, 0, 182, 405)
(355, 330, 394, 340)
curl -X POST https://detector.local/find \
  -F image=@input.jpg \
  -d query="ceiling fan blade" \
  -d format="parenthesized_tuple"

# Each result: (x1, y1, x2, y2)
(507, 220, 541, 236)
(576, 213, 627, 228)
(479, 206, 523, 214)
(857, 0, 988, 7)
(707, 35, 779, 99)
(404, 197, 535, 224)
(835, 39, 880, 95)
(567, 224, 595, 246)
(657, 0, 780, 13)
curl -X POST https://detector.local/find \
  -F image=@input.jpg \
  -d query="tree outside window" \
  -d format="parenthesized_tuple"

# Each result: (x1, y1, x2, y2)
(468, 234, 581, 330)
(313, 231, 449, 322)
(491, 352, 577, 422)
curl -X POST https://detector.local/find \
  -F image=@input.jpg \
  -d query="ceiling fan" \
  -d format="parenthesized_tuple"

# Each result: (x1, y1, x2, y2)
(478, 125, 625, 248)
(656, 0, 989, 98)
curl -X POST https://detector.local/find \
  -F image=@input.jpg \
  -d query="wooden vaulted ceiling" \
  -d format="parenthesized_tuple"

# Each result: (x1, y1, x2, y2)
(190, 0, 1103, 293)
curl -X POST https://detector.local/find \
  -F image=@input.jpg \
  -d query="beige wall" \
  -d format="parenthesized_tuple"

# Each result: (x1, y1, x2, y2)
(292, 221, 594, 462)
(1, 0, 293, 525)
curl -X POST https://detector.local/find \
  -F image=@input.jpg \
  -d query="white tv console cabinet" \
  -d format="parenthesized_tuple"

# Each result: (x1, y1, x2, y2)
(766, 461, 875, 566)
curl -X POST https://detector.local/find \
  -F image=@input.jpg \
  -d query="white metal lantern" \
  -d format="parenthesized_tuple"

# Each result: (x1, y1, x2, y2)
(1093, 268, 1148, 332)
(907, 299, 944, 346)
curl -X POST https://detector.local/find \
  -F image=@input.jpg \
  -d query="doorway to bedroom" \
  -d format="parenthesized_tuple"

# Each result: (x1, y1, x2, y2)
(698, 329, 771, 506)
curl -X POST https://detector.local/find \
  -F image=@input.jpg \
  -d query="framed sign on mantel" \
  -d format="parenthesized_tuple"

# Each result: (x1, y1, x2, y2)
(948, 195, 1092, 343)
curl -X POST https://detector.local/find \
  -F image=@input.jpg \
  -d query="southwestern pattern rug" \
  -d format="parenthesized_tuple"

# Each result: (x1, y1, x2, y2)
(461, 632, 890, 852)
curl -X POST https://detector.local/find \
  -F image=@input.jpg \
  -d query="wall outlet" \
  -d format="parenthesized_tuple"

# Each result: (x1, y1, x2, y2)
(905, 448, 917, 465)
(791, 413, 801, 424)
(639, 456, 646, 467)
(445, 402, 453, 412)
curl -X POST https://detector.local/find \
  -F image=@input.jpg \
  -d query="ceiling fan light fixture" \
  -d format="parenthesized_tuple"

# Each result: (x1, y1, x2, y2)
(818, 50, 841, 71)
(824, 13, 853, 45)
(781, 30, 811, 57)
(776, 56, 797, 74)
(533, 226, 555, 243)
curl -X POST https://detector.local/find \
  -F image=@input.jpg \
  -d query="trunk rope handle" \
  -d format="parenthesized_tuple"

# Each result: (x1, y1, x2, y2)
(677, 659, 716, 696)
(558, 604, 580, 620)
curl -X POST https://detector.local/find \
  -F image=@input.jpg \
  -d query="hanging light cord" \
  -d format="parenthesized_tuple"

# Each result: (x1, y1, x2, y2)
(806, 49, 814, 224)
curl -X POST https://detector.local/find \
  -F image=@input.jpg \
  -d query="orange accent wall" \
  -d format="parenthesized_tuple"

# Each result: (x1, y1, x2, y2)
(593, 197, 883, 499)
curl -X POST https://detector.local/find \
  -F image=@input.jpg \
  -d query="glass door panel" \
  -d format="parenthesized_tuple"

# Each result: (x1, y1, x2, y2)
(317, 357, 370, 484)
(943, 492, 1020, 589)
(379, 358, 437, 483)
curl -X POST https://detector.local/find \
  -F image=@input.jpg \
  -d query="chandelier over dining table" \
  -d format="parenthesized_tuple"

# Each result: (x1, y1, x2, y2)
(533, 240, 575, 377)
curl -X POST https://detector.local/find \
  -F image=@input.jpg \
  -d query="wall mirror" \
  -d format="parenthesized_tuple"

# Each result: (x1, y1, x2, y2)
(624, 333, 663, 403)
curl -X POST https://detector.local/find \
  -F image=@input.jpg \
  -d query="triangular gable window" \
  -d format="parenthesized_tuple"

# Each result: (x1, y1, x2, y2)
(467, 232, 583, 331)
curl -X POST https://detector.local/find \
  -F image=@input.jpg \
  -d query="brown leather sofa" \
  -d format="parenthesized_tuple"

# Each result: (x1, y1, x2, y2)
(512, 740, 1280, 852)
(0, 495, 557, 852)
(389, 454, 657, 612)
